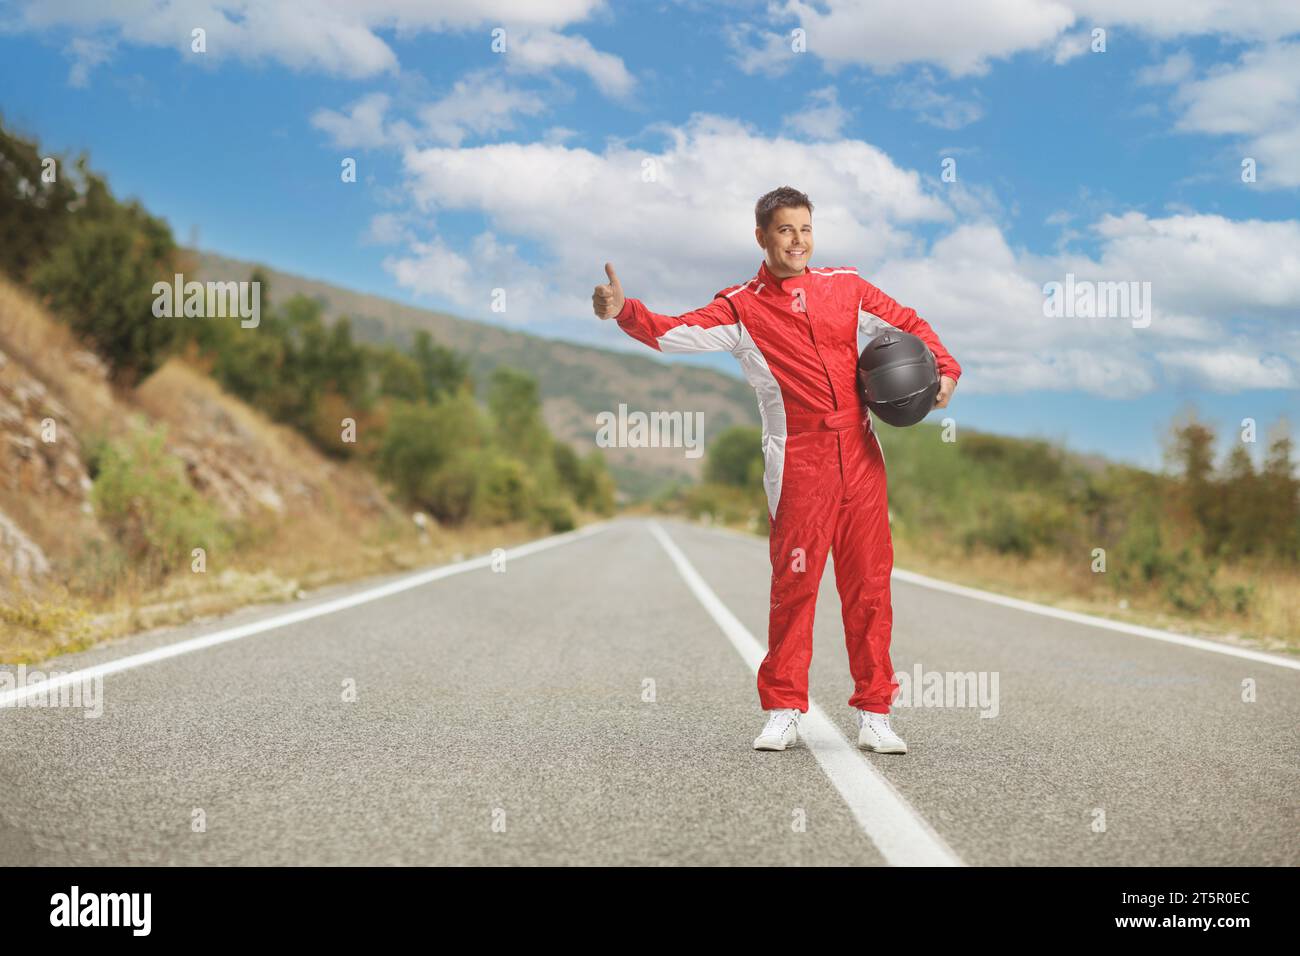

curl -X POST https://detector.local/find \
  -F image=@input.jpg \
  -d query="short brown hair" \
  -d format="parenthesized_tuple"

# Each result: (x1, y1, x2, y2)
(755, 186, 813, 231)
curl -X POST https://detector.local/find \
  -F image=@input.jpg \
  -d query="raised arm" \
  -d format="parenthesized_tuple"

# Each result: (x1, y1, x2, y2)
(852, 273, 962, 384)
(594, 262, 742, 353)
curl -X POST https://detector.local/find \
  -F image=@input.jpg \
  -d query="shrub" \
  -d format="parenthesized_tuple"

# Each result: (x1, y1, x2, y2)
(705, 425, 764, 487)
(90, 424, 231, 583)
(378, 395, 487, 503)
(31, 210, 178, 385)
(472, 454, 532, 524)
(535, 496, 576, 532)
(422, 453, 479, 524)
(552, 442, 616, 514)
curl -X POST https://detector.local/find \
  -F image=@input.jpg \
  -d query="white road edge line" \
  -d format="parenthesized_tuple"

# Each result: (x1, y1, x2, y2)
(0, 520, 615, 709)
(672, 518, 1300, 671)
(887, 567, 1300, 671)
(647, 520, 965, 868)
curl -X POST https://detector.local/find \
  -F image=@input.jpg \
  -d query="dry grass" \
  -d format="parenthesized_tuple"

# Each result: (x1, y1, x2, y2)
(664, 515, 1300, 658)
(136, 358, 317, 480)
(0, 278, 117, 434)
(0, 280, 115, 570)
(895, 534, 1299, 655)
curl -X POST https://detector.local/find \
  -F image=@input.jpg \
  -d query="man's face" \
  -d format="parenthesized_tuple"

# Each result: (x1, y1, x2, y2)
(755, 205, 813, 278)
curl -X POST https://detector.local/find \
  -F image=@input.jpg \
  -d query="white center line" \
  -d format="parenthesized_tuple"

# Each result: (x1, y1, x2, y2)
(647, 520, 965, 867)
(671, 518, 1299, 670)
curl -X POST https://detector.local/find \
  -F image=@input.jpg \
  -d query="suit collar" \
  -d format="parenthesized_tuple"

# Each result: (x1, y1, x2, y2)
(757, 259, 810, 294)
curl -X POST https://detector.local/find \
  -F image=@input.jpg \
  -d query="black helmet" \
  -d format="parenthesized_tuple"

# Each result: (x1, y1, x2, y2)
(856, 330, 939, 427)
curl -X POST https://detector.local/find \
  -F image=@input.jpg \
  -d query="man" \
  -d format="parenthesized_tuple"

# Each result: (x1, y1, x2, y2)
(593, 186, 960, 754)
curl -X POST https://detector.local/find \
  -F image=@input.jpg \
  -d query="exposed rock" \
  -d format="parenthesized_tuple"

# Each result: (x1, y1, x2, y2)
(69, 350, 109, 381)
(2, 282, 404, 596)
(0, 508, 51, 583)
(0, 360, 92, 510)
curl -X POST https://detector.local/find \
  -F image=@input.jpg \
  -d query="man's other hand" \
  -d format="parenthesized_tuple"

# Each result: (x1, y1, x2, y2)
(935, 375, 956, 409)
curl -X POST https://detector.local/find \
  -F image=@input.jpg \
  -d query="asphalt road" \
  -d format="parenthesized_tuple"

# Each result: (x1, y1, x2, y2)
(1, 517, 1296, 866)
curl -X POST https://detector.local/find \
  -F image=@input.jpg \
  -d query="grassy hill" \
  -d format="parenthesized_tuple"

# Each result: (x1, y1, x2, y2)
(0, 277, 553, 662)
(191, 250, 760, 499)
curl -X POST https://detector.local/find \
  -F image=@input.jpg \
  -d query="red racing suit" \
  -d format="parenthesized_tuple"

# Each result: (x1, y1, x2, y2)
(614, 258, 961, 714)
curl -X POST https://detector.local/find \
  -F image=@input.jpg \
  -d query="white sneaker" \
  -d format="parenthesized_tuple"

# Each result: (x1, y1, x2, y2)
(857, 709, 907, 754)
(753, 707, 801, 750)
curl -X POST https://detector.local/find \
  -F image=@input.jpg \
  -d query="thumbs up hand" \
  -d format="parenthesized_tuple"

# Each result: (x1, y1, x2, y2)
(593, 262, 625, 320)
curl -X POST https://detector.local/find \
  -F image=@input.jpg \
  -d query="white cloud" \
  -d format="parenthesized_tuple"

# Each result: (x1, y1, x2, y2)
(64, 35, 116, 87)
(394, 113, 951, 324)
(503, 29, 635, 98)
(724, 23, 800, 77)
(1154, 350, 1295, 391)
(384, 235, 477, 302)
(365, 212, 414, 245)
(13, 0, 619, 82)
(1082, 212, 1300, 316)
(732, 1, 1300, 77)
(384, 231, 551, 324)
(417, 72, 548, 146)
(313, 73, 551, 151)
(889, 70, 984, 129)
(982, 349, 1159, 396)
(1069, 0, 1300, 44)
(379, 112, 1300, 395)
(1050, 29, 1092, 65)
(782, 87, 850, 140)
(1172, 43, 1300, 137)
(24, 0, 400, 78)
(1164, 41, 1300, 188)
(774, 0, 1077, 77)
(1137, 50, 1194, 86)
(863, 213, 1300, 395)
(311, 93, 393, 149)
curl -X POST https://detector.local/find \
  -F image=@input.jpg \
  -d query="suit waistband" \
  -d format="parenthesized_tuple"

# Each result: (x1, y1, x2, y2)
(785, 405, 870, 433)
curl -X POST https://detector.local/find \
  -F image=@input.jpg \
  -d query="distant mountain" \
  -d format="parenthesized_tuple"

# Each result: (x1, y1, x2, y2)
(190, 250, 761, 499)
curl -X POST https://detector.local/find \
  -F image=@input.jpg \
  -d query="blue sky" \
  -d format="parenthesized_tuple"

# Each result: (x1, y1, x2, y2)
(1, 0, 1297, 472)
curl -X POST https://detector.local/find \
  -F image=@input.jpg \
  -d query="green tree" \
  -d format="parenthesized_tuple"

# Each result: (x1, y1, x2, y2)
(377, 395, 487, 505)
(373, 347, 425, 402)
(0, 119, 79, 281)
(487, 366, 551, 465)
(1260, 423, 1299, 562)
(553, 441, 584, 491)
(31, 203, 179, 385)
(1168, 413, 1227, 556)
(321, 317, 368, 405)
(1220, 443, 1264, 559)
(473, 454, 533, 524)
(551, 442, 616, 514)
(413, 329, 471, 402)
(705, 425, 764, 487)
(579, 449, 617, 514)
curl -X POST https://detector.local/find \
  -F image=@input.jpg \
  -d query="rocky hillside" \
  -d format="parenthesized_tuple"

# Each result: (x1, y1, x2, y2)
(0, 276, 419, 649)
